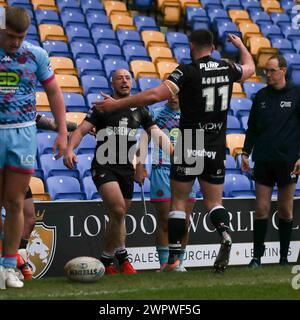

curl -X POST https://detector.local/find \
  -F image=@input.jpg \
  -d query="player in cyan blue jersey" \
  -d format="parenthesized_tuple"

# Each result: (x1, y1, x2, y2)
(0, 7, 67, 289)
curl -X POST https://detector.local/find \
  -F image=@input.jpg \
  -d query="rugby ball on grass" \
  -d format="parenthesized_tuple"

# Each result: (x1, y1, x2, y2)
(64, 256, 105, 283)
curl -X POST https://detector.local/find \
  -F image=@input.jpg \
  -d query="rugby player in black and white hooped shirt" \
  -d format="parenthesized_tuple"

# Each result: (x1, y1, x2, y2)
(64, 69, 173, 275)
(93, 30, 255, 273)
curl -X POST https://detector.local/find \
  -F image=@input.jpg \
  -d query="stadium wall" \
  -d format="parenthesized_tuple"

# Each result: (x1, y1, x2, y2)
(30, 198, 300, 278)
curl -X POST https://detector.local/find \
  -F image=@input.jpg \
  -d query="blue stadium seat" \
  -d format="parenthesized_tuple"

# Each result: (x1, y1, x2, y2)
(117, 29, 143, 46)
(91, 27, 119, 45)
(240, 116, 249, 131)
(66, 25, 92, 43)
(261, 25, 284, 41)
(76, 154, 93, 179)
(290, 66, 300, 86)
(43, 40, 72, 58)
(225, 155, 240, 174)
(216, 21, 241, 55)
(96, 43, 124, 61)
(86, 12, 111, 29)
(64, 93, 88, 112)
(242, 0, 262, 11)
(173, 46, 191, 64)
(224, 174, 254, 197)
(284, 53, 300, 70)
(33, 159, 44, 180)
(230, 97, 252, 118)
(103, 59, 129, 78)
(192, 21, 211, 31)
(76, 58, 105, 77)
(207, 8, 230, 24)
(131, 78, 140, 94)
(61, 10, 86, 28)
(8, 0, 31, 4)
(270, 12, 291, 27)
(201, 0, 223, 10)
(166, 32, 189, 49)
(81, 0, 105, 14)
(40, 154, 79, 179)
(123, 44, 151, 62)
(82, 176, 100, 200)
(46, 176, 86, 200)
(271, 38, 295, 55)
(57, 0, 81, 12)
(35, 10, 61, 25)
(281, 0, 294, 14)
(71, 41, 98, 59)
(282, 26, 300, 42)
(217, 20, 239, 39)
(138, 77, 162, 91)
(292, 39, 300, 55)
(37, 132, 57, 156)
(211, 50, 221, 60)
(134, 16, 160, 31)
(243, 82, 265, 100)
(133, 0, 154, 9)
(227, 115, 242, 134)
(75, 134, 97, 155)
(222, 0, 242, 10)
(26, 25, 40, 42)
(186, 7, 209, 29)
(250, 11, 271, 24)
(86, 93, 103, 108)
(278, 20, 291, 32)
(81, 75, 111, 95)
(8, 0, 34, 12)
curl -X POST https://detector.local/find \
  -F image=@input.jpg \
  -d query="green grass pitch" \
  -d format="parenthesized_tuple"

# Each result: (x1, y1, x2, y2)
(0, 265, 299, 300)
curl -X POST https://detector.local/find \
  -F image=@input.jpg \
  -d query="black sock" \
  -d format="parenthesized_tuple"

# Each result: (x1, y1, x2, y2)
(100, 253, 114, 267)
(168, 212, 186, 264)
(115, 249, 129, 265)
(279, 218, 293, 259)
(253, 219, 268, 259)
(210, 207, 230, 236)
(19, 238, 28, 250)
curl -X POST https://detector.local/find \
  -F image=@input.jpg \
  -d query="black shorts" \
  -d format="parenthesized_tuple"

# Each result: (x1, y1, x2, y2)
(252, 161, 298, 188)
(170, 146, 225, 184)
(91, 163, 135, 199)
(25, 186, 32, 199)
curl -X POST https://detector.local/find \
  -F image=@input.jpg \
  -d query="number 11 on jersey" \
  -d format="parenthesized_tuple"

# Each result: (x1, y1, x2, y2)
(202, 85, 229, 112)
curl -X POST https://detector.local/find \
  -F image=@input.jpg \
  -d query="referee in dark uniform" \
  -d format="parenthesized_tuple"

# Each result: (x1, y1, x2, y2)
(94, 29, 255, 272)
(242, 55, 300, 267)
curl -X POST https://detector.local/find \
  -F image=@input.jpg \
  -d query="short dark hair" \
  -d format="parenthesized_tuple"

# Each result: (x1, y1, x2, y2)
(189, 29, 214, 50)
(269, 55, 287, 68)
(5, 6, 31, 33)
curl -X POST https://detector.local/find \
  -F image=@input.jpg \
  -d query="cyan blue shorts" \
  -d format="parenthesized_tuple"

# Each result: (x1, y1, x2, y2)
(150, 165, 196, 202)
(0, 125, 37, 173)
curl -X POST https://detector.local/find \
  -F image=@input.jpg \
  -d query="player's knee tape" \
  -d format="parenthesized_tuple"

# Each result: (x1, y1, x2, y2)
(168, 211, 186, 245)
